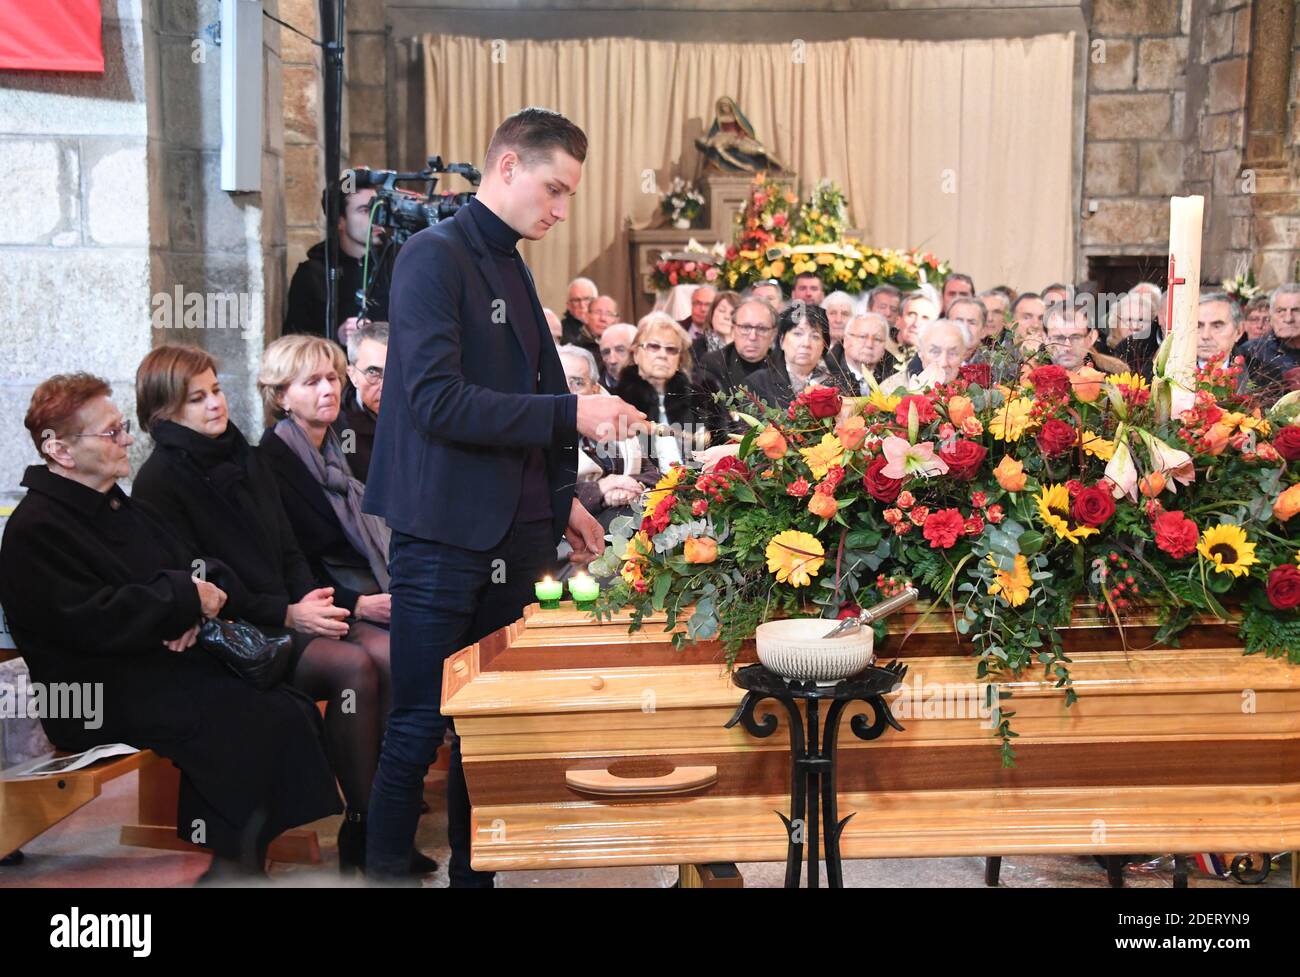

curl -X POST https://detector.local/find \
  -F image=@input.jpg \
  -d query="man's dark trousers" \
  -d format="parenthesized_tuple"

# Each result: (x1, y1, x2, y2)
(367, 520, 553, 886)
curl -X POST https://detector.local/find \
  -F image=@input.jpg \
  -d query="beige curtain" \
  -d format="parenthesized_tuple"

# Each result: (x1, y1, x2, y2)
(423, 32, 1075, 316)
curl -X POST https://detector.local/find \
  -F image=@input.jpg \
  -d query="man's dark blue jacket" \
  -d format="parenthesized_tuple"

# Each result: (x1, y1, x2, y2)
(362, 204, 578, 550)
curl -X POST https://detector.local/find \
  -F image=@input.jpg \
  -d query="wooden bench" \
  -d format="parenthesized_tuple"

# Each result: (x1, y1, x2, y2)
(0, 646, 320, 865)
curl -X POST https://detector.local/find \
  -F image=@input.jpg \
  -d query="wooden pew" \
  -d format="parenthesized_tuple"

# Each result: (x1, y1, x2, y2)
(0, 646, 320, 865)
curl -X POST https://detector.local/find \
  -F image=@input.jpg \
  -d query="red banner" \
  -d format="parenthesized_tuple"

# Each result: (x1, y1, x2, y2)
(0, 0, 104, 73)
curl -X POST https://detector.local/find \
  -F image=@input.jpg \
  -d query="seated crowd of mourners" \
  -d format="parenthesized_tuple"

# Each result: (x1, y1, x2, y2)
(4, 265, 1300, 883)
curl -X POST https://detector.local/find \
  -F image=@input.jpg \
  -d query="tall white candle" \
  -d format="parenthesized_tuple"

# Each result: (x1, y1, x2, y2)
(1157, 195, 1203, 419)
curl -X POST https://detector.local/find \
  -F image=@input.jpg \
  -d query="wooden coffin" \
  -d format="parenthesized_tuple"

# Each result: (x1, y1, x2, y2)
(441, 603, 1300, 872)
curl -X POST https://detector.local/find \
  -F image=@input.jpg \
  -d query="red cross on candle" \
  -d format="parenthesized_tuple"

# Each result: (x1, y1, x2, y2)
(1165, 253, 1185, 333)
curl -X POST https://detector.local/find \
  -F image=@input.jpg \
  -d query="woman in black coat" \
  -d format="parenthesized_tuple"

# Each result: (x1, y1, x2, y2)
(0, 374, 341, 881)
(131, 345, 414, 875)
(613, 314, 726, 471)
(744, 304, 840, 411)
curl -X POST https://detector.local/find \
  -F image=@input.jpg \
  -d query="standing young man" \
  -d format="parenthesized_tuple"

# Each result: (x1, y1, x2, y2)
(363, 108, 646, 885)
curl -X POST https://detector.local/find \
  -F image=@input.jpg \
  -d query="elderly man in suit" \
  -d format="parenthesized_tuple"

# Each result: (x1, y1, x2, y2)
(362, 108, 645, 886)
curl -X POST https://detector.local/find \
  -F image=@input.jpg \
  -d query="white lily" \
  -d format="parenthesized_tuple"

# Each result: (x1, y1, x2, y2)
(1103, 425, 1138, 501)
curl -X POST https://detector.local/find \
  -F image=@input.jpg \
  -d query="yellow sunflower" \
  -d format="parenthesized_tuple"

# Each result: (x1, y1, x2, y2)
(644, 465, 685, 509)
(865, 387, 901, 414)
(987, 554, 1033, 607)
(765, 530, 825, 587)
(1109, 372, 1150, 394)
(1197, 524, 1258, 577)
(989, 397, 1035, 442)
(1036, 483, 1100, 545)
(1080, 430, 1115, 461)
(798, 433, 845, 480)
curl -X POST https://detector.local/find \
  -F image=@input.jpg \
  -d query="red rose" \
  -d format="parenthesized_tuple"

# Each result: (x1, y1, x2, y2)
(959, 363, 991, 388)
(1266, 565, 1300, 610)
(786, 476, 810, 498)
(1029, 364, 1071, 399)
(863, 455, 903, 503)
(1037, 418, 1078, 457)
(711, 455, 751, 479)
(1274, 426, 1300, 462)
(1071, 485, 1116, 528)
(938, 439, 987, 481)
(1152, 510, 1198, 559)
(964, 514, 985, 536)
(922, 508, 965, 549)
(895, 395, 937, 427)
(799, 385, 843, 419)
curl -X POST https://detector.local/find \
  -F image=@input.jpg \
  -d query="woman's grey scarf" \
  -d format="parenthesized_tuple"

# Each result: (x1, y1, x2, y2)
(273, 417, 390, 590)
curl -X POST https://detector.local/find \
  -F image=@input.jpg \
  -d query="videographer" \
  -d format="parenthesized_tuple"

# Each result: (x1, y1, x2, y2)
(284, 174, 396, 345)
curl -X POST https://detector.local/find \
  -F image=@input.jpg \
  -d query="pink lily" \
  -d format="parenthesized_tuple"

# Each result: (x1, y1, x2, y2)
(880, 434, 949, 480)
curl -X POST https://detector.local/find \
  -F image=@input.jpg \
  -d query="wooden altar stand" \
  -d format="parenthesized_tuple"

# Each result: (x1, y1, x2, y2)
(442, 603, 1300, 887)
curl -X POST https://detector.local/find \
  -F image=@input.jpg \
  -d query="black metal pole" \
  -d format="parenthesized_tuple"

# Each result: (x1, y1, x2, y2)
(320, 0, 346, 343)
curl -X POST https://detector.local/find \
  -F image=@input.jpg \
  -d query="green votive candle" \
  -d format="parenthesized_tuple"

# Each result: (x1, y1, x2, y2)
(534, 576, 563, 608)
(568, 572, 599, 608)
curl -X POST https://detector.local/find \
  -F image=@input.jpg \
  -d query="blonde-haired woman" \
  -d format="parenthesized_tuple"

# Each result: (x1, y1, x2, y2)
(613, 312, 723, 470)
(133, 339, 431, 877)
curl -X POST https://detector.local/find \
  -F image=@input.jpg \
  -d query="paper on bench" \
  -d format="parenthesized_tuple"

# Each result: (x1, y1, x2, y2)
(1, 743, 138, 779)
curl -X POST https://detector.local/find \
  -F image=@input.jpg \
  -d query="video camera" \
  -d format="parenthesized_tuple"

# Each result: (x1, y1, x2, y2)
(349, 156, 481, 245)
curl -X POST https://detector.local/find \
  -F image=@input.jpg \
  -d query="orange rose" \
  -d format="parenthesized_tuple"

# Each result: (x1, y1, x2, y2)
(1069, 366, 1105, 403)
(808, 492, 838, 519)
(947, 395, 974, 426)
(1274, 483, 1300, 522)
(960, 415, 984, 437)
(684, 536, 718, 564)
(756, 425, 788, 460)
(993, 455, 1026, 492)
(1203, 421, 1234, 456)
(834, 415, 867, 451)
(1138, 471, 1167, 497)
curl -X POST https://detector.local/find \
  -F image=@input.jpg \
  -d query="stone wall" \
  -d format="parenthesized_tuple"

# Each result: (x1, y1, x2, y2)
(282, 0, 324, 278)
(0, 0, 155, 500)
(1081, 0, 1300, 288)
(0, 0, 289, 501)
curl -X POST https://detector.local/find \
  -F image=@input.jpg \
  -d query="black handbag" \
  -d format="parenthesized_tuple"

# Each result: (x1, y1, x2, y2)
(196, 618, 295, 692)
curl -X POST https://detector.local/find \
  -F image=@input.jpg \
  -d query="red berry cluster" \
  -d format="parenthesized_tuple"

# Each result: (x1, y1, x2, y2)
(1095, 551, 1141, 614)
(875, 574, 913, 598)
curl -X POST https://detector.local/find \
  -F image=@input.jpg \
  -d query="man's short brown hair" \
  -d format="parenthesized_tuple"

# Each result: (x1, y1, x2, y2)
(484, 107, 587, 170)
(135, 344, 219, 433)
(25, 373, 112, 456)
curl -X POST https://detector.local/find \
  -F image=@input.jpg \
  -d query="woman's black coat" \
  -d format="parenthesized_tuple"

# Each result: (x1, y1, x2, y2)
(131, 421, 319, 629)
(613, 368, 728, 466)
(0, 465, 341, 856)
(258, 426, 375, 613)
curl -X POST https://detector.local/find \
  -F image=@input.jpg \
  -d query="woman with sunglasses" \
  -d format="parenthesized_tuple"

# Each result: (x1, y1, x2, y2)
(612, 312, 725, 471)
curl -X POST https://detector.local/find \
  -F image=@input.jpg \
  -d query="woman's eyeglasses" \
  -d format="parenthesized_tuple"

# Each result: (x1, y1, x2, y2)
(66, 419, 132, 444)
(639, 341, 681, 356)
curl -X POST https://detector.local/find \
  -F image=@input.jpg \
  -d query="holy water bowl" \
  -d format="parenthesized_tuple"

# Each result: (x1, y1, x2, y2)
(754, 618, 876, 685)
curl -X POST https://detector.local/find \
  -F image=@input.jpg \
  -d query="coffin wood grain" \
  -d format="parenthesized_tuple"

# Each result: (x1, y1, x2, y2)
(467, 785, 1300, 871)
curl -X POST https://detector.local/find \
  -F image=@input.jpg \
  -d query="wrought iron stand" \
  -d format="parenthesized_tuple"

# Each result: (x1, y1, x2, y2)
(725, 661, 908, 888)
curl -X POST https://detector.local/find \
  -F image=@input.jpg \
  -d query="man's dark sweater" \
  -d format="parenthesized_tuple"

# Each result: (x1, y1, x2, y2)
(284, 240, 393, 338)
(466, 196, 552, 522)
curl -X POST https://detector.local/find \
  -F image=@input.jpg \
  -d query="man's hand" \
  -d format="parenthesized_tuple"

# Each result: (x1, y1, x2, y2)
(564, 498, 606, 565)
(576, 394, 646, 443)
(692, 442, 741, 471)
(193, 578, 227, 619)
(338, 316, 361, 347)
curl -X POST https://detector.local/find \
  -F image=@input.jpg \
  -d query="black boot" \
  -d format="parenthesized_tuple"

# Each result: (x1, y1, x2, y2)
(338, 809, 366, 875)
(409, 849, 439, 875)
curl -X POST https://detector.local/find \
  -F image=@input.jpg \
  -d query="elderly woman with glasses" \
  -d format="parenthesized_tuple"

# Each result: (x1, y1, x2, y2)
(0, 373, 342, 882)
(613, 312, 724, 470)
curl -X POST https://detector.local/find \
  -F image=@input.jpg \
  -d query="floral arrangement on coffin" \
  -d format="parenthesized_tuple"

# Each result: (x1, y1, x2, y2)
(659, 176, 705, 229)
(718, 174, 950, 294)
(591, 356, 1300, 767)
(649, 238, 728, 291)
